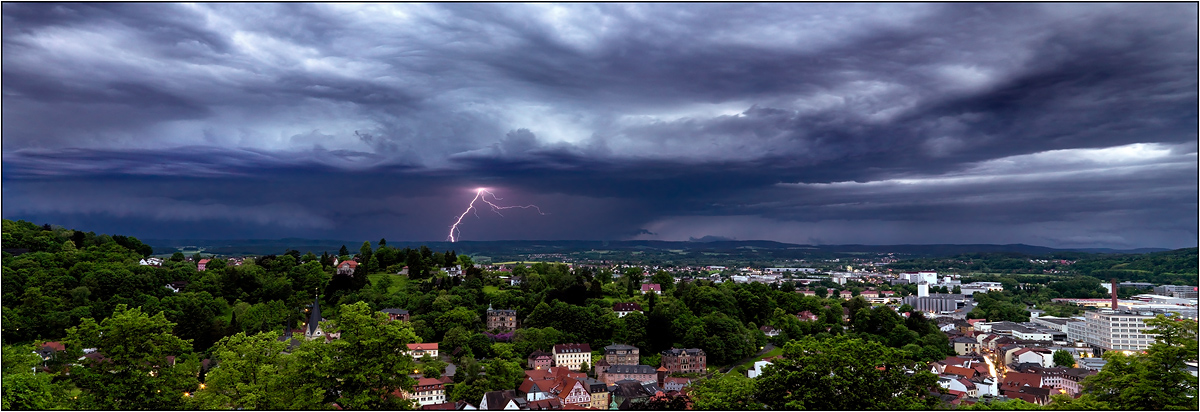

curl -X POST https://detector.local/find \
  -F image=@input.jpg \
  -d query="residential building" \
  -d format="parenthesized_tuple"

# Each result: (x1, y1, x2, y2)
(479, 390, 525, 410)
(662, 377, 693, 392)
(1062, 368, 1097, 395)
(198, 259, 210, 271)
(610, 380, 654, 409)
(337, 260, 358, 275)
(402, 377, 451, 407)
(407, 343, 439, 360)
(640, 284, 662, 294)
(938, 376, 979, 398)
(381, 308, 410, 322)
(527, 350, 553, 370)
(660, 348, 706, 374)
(747, 360, 773, 379)
(487, 306, 518, 333)
(839, 290, 854, 299)
(759, 325, 780, 337)
(604, 344, 639, 365)
(598, 364, 657, 386)
(552, 344, 591, 371)
(583, 378, 609, 410)
(517, 379, 554, 402)
(612, 302, 643, 318)
(554, 377, 591, 407)
(796, 310, 819, 321)
(1010, 348, 1053, 368)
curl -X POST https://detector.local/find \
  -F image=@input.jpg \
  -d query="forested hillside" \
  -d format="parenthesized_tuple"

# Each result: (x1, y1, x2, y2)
(1, 219, 957, 409)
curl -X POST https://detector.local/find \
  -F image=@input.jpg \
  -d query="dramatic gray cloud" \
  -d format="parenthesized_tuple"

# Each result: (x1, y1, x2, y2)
(2, 3, 1196, 248)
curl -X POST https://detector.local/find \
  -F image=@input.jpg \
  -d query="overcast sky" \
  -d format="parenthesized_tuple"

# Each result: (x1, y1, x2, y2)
(3, 3, 1197, 249)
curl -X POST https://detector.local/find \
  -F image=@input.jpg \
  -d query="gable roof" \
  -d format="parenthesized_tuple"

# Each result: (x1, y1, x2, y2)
(612, 302, 643, 312)
(640, 284, 661, 292)
(408, 343, 439, 351)
(554, 343, 591, 354)
(40, 341, 66, 352)
(943, 365, 977, 378)
(338, 260, 358, 268)
(1002, 372, 1043, 388)
(381, 308, 410, 315)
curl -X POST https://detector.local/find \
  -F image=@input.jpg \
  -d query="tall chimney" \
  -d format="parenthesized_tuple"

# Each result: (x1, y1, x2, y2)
(1111, 279, 1119, 311)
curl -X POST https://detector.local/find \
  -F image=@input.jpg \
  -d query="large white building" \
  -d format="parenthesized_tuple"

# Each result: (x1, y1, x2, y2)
(1080, 310, 1156, 353)
(902, 271, 938, 285)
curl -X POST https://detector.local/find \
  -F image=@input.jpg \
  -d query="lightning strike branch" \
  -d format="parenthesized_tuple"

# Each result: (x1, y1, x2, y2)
(448, 188, 546, 242)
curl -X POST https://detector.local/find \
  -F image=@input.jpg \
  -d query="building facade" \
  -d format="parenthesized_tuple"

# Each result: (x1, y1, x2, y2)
(552, 343, 592, 371)
(1154, 285, 1199, 299)
(599, 364, 658, 386)
(487, 306, 518, 333)
(660, 348, 706, 374)
(604, 344, 640, 365)
(527, 350, 553, 370)
(380, 308, 410, 322)
(403, 377, 449, 407)
(1081, 310, 1156, 353)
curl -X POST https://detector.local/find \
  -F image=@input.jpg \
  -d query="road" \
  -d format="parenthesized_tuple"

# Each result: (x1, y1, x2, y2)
(720, 342, 776, 374)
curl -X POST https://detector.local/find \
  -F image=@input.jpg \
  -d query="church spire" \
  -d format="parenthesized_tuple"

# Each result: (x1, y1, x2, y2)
(306, 289, 323, 339)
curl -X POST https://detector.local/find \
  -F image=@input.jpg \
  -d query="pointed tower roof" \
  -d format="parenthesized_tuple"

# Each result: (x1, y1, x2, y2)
(307, 292, 322, 336)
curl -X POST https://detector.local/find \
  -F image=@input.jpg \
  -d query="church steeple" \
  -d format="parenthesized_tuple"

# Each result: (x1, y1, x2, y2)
(305, 290, 323, 340)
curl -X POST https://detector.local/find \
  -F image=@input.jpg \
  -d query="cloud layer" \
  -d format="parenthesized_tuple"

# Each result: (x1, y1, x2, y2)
(3, 3, 1196, 248)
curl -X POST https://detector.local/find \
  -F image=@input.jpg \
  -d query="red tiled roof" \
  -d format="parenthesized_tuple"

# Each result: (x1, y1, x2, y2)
(40, 341, 65, 351)
(408, 343, 438, 351)
(943, 365, 976, 378)
(1003, 372, 1042, 388)
(415, 377, 446, 387)
(339, 260, 358, 268)
(641, 284, 661, 292)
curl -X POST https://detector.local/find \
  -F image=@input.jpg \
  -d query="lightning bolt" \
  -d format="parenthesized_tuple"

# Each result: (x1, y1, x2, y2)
(448, 188, 546, 242)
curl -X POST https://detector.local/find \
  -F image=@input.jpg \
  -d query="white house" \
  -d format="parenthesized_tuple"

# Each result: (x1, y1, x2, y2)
(747, 360, 773, 379)
(938, 376, 978, 398)
(406, 343, 439, 360)
(973, 377, 999, 397)
(1012, 348, 1054, 367)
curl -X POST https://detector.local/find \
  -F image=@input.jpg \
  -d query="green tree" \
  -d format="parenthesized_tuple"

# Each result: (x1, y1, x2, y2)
(315, 302, 419, 409)
(964, 398, 1044, 410)
(1, 344, 72, 410)
(1071, 315, 1198, 410)
(689, 373, 762, 410)
(194, 331, 324, 410)
(66, 305, 198, 410)
(754, 335, 940, 410)
(1053, 350, 1076, 368)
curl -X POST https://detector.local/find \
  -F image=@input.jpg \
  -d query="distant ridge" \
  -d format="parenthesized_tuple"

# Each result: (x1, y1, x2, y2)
(143, 238, 1173, 257)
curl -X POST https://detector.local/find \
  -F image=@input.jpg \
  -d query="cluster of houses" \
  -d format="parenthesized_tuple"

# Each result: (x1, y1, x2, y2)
(926, 317, 1109, 406)
(291, 296, 705, 410)
(404, 342, 703, 410)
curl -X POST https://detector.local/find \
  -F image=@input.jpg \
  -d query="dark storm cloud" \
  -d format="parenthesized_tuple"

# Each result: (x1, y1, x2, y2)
(2, 3, 1196, 248)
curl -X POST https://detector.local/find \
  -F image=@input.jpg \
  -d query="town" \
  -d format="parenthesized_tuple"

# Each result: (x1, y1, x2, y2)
(3, 220, 1197, 410)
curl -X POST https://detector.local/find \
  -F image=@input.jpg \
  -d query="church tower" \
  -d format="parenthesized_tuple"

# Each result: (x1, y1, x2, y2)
(305, 292, 324, 340)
